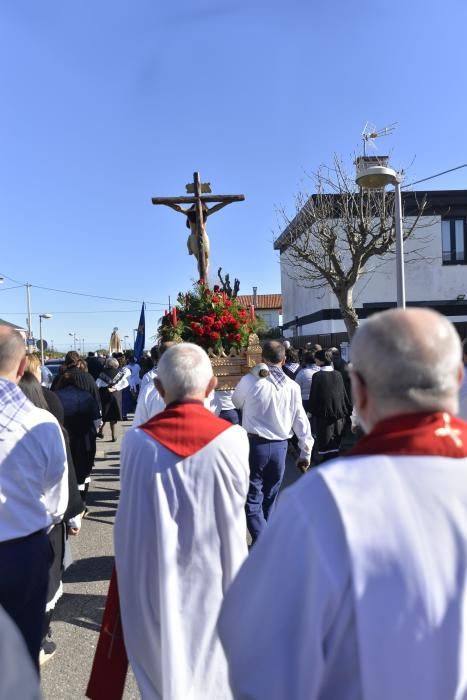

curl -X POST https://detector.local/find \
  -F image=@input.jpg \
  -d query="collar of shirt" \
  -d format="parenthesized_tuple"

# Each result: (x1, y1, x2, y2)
(321, 366, 334, 372)
(0, 378, 29, 430)
(267, 366, 288, 389)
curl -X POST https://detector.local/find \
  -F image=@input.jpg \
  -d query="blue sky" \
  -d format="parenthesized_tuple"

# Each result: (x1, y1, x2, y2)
(1, 0, 466, 351)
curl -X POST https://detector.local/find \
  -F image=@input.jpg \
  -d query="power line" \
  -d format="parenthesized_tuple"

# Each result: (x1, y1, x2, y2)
(0, 272, 167, 306)
(0, 285, 26, 292)
(0, 309, 164, 316)
(402, 163, 467, 189)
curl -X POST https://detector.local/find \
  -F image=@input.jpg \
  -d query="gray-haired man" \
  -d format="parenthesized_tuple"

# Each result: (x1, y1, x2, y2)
(220, 309, 467, 700)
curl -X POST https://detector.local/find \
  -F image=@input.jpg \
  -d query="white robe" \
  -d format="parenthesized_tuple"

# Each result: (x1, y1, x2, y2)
(133, 381, 165, 427)
(219, 453, 467, 700)
(114, 423, 250, 700)
(0, 605, 41, 699)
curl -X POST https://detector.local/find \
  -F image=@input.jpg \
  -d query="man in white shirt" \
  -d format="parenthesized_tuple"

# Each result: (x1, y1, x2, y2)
(88, 343, 249, 700)
(220, 308, 467, 700)
(139, 345, 160, 392)
(233, 340, 313, 544)
(0, 327, 68, 670)
(132, 342, 176, 427)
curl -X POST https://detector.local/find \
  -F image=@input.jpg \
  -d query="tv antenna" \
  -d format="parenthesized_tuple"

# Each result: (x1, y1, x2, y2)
(361, 122, 397, 156)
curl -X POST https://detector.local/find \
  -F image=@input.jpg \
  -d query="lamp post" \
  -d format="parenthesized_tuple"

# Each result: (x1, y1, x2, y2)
(68, 332, 78, 351)
(124, 335, 129, 351)
(39, 314, 52, 367)
(355, 161, 405, 308)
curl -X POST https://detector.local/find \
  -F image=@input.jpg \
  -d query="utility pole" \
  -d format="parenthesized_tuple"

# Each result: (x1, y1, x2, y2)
(26, 283, 33, 348)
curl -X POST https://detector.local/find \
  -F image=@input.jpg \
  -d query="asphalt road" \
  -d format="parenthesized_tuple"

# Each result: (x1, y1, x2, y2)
(41, 420, 301, 699)
(41, 419, 139, 699)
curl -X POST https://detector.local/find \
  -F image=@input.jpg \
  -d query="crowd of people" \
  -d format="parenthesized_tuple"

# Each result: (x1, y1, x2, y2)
(2, 307, 467, 699)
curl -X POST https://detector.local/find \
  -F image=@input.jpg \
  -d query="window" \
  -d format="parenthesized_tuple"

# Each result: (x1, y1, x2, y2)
(442, 218, 466, 264)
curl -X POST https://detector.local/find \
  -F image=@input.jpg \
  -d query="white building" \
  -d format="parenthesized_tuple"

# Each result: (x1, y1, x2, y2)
(274, 189, 467, 345)
(237, 293, 282, 329)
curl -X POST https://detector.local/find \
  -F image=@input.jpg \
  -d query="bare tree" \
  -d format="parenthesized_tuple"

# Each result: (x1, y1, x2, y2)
(276, 156, 428, 339)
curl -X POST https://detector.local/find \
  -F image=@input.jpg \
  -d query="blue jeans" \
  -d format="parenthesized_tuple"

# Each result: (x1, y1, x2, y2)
(246, 436, 288, 544)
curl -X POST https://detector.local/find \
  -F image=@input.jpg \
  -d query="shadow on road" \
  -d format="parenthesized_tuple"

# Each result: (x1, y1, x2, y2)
(52, 592, 107, 632)
(65, 555, 114, 583)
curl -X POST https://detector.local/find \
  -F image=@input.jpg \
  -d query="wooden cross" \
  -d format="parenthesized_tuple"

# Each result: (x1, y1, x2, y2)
(152, 171, 245, 281)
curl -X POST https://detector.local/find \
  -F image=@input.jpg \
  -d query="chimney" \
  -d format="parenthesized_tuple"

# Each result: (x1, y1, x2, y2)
(252, 286, 258, 306)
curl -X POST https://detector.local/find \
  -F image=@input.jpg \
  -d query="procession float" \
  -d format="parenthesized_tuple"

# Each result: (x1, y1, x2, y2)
(153, 172, 262, 386)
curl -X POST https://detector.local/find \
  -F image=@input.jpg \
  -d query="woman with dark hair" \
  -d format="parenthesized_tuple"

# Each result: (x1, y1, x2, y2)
(55, 370, 101, 511)
(51, 351, 101, 411)
(283, 348, 300, 380)
(18, 371, 83, 664)
(96, 357, 125, 441)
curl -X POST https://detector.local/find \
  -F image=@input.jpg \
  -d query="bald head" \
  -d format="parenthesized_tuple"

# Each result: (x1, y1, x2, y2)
(350, 308, 463, 430)
(0, 327, 27, 382)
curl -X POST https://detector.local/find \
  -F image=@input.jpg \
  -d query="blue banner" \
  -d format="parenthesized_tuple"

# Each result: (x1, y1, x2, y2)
(133, 303, 145, 361)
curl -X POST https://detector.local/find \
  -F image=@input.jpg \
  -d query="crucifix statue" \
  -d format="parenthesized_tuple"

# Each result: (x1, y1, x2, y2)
(152, 172, 245, 280)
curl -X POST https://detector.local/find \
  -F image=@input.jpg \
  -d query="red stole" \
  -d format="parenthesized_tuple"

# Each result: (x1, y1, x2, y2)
(141, 399, 231, 457)
(349, 411, 467, 459)
(86, 401, 231, 699)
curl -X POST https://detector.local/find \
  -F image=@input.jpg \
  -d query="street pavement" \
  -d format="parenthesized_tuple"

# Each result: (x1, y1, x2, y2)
(41, 419, 301, 699)
(41, 419, 139, 699)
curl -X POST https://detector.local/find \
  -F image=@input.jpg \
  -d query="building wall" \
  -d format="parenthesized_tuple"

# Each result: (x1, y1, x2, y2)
(257, 309, 281, 328)
(281, 215, 467, 334)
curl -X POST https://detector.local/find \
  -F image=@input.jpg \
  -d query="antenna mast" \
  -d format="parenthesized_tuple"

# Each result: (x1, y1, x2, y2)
(361, 122, 397, 156)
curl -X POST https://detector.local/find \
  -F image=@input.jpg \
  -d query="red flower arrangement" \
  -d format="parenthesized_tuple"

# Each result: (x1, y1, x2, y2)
(158, 282, 257, 352)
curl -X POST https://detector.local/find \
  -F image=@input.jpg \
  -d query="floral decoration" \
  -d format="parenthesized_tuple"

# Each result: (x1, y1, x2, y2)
(158, 282, 257, 352)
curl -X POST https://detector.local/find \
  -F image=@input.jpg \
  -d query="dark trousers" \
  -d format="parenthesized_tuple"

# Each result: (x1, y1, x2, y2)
(316, 417, 345, 460)
(0, 529, 52, 670)
(219, 408, 240, 425)
(246, 436, 288, 544)
(122, 386, 136, 418)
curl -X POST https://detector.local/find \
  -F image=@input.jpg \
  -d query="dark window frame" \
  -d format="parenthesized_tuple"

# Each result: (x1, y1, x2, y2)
(442, 217, 467, 265)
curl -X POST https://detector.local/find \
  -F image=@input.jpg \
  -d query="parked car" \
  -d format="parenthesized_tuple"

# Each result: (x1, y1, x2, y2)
(44, 358, 64, 381)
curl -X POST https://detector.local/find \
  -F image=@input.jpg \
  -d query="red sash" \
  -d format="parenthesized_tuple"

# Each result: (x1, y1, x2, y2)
(86, 401, 231, 699)
(349, 411, 467, 459)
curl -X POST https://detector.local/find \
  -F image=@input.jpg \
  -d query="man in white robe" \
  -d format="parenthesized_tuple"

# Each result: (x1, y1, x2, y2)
(219, 308, 467, 700)
(114, 343, 249, 699)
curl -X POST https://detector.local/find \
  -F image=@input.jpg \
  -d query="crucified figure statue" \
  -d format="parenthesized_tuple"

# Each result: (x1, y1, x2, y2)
(163, 201, 231, 278)
(152, 172, 245, 281)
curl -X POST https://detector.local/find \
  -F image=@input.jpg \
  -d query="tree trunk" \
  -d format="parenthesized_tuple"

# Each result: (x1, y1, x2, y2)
(336, 288, 359, 340)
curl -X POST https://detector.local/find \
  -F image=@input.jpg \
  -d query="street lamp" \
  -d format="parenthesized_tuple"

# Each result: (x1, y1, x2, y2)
(356, 159, 405, 308)
(68, 332, 78, 351)
(124, 335, 129, 350)
(39, 314, 52, 367)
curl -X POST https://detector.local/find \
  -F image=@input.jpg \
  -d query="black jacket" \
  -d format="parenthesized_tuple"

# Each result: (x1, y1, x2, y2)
(309, 369, 352, 421)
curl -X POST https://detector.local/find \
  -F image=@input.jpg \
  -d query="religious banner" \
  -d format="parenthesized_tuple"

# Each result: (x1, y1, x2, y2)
(133, 303, 145, 361)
